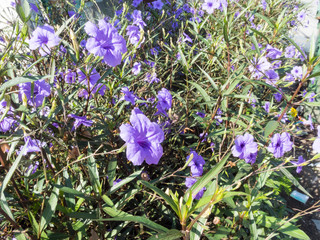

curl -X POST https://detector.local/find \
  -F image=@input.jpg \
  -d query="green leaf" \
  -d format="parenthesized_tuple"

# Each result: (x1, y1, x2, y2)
(256, 214, 310, 240)
(28, 212, 48, 239)
(249, 211, 258, 240)
(147, 229, 183, 240)
(0, 140, 28, 223)
(54, 185, 94, 200)
(108, 168, 143, 194)
(40, 178, 60, 233)
(189, 81, 212, 107)
(198, 66, 218, 90)
(139, 180, 180, 217)
(304, 101, 320, 107)
(16, 0, 31, 22)
(97, 216, 169, 233)
(185, 153, 230, 202)
(0, 75, 50, 92)
(280, 168, 311, 197)
(264, 121, 279, 138)
(87, 143, 101, 195)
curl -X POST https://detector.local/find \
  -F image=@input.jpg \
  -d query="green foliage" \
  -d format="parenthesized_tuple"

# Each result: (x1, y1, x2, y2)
(0, 0, 317, 239)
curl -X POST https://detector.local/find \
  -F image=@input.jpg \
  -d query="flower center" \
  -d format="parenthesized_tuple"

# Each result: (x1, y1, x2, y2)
(39, 35, 49, 45)
(240, 142, 245, 149)
(137, 140, 150, 149)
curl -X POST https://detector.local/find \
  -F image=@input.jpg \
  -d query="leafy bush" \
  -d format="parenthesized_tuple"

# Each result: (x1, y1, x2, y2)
(0, 0, 319, 239)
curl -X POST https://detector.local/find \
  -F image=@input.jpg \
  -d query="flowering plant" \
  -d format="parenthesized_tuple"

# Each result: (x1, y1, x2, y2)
(0, 0, 319, 239)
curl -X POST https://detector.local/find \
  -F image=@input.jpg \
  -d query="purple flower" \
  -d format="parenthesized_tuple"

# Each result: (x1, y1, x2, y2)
(302, 114, 314, 130)
(196, 111, 205, 118)
(132, 0, 143, 7)
(187, 151, 205, 176)
(30, 3, 39, 13)
(156, 88, 172, 116)
(266, 44, 282, 59)
(183, 33, 193, 43)
(232, 133, 258, 162)
(19, 79, 51, 107)
(291, 66, 303, 80)
(285, 45, 296, 58)
(85, 20, 127, 67)
(274, 92, 282, 102)
(132, 62, 141, 75)
(65, 69, 76, 84)
(113, 179, 122, 185)
(145, 72, 160, 84)
(77, 68, 106, 98)
(249, 56, 271, 79)
(267, 133, 293, 158)
(313, 126, 320, 154)
(308, 92, 316, 102)
(0, 117, 16, 132)
(20, 136, 46, 156)
(261, 0, 267, 10)
(291, 156, 305, 174)
(152, 0, 164, 10)
(132, 10, 146, 29)
(185, 177, 205, 200)
(202, 0, 226, 14)
(264, 102, 270, 113)
(120, 87, 137, 105)
(119, 108, 164, 165)
(265, 69, 279, 86)
(28, 24, 60, 56)
(285, 73, 295, 82)
(126, 25, 144, 48)
(68, 114, 93, 130)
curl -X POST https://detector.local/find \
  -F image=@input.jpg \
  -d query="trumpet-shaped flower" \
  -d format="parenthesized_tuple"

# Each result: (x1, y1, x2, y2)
(85, 20, 127, 67)
(267, 133, 293, 158)
(120, 108, 164, 165)
(19, 79, 51, 107)
(232, 133, 258, 162)
(187, 151, 205, 176)
(291, 155, 305, 174)
(156, 88, 172, 116)
(28, 24, 60, 56)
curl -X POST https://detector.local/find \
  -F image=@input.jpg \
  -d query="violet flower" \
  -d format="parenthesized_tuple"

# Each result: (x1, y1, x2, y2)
(77, 68, 106, 98)
(68, 114, 93, 130)
(85, 20, 127, 67)
(19, 79, 51, 107)
(185, 177, 206, 200)
(232, 133, 258, 163)
(267, 132, 293, 158)
(291, 156, 305, 174)
(132, 10, 146, 29)
(156, 88, 172, 117)
(119, 108, 164, 165)
(28, 24, 60, 56)
(291, 66, 303, 80)
(152, 0, 164, 10)
(132, 62, 141, 75)
(120, 87, 137, 105)
(126, 25, 144, 48)
(19, 136, 46, 156)
(187, 151, 205, 176)
(263, 102, 270, 113)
